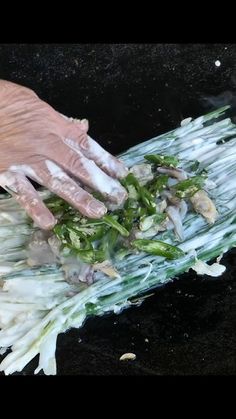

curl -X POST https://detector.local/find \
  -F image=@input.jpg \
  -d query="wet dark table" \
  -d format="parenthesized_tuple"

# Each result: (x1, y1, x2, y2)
(0, 43, 236, 375)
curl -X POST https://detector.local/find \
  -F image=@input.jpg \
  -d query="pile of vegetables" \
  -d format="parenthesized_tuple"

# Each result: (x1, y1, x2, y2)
(0, 106, 236, 375)
(40, 146, 213, 276)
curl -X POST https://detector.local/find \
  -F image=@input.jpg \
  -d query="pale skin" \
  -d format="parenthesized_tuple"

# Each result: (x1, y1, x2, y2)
(0, 80, 128, 229)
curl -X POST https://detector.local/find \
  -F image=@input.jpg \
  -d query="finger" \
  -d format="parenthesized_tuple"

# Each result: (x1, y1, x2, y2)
(0, 171, 56, 230)
(65, 133, 128, 179)
(30, 161, 107, 219)
(46, 141, 128, 205)
(59, 114, 128, 178)
(63, 119, 128, 179)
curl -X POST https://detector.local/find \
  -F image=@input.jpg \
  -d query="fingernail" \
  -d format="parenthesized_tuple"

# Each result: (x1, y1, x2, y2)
(87, 200, 107, 218)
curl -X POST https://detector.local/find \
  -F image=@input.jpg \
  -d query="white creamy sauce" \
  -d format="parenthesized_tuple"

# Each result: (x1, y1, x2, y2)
(65, 136, 111, 167)
(63, 138, 82, 154)
(180, 117, 192, 127)
(0, 266, 14, 274)
(64, 136, 126, 177)
(80, 158, 123, 196)
(45, 160, 67, 180)
(69, 185, 76, 192)
(9, 165, 43, 183)
(60, 113, 70, 120)
(87, 136, 111, 165)
(191, 138, 203, 145)
(0, 172, 18, 192)
(192, 259, 226, 277)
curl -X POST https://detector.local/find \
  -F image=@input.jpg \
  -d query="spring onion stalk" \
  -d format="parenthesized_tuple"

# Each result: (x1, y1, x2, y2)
(1, 106, 236, 375)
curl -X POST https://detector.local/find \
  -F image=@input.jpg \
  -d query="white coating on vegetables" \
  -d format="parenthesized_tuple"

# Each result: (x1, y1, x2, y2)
(0, 106, 236, 375)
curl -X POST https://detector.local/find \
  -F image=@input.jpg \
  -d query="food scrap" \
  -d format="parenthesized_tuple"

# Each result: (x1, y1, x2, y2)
(119, 353, 136, 361)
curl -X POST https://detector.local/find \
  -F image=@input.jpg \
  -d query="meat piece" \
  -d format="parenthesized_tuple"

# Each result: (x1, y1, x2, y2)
(27, 230, 57, 266)
(166, 205, 184, 241)
(62, 257, 94, 285)
(157, 167, 188, 181)
(190, 190, 218, 224)
(129, 164, 154, 185)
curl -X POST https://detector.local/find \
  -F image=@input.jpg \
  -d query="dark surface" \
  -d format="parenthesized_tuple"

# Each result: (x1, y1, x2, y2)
(1, 43, 236, 375)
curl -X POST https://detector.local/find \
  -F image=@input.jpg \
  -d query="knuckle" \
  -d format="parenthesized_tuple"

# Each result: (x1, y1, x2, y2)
(79, 133, 89, 151)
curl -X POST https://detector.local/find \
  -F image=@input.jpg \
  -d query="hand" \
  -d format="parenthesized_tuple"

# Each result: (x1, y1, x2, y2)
(0, 80, 128, 229)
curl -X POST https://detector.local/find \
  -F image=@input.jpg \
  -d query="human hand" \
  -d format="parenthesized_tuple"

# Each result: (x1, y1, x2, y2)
(0, 80, 128, 229)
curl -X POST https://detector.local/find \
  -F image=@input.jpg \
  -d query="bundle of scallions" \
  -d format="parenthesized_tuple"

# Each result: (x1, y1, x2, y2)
(0, 106, 236, 375)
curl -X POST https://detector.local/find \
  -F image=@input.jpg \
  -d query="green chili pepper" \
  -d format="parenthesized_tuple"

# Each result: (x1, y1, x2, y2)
(147, 175, 169, 195)
(68, 230, 81, 250)
(144, 154, 179, 168)
(115, 247, 133, 261)
(87, 225, 109, 242)
(139, 186, 156, 215)
(121, 173, 140, 189)
(76, 249, 106, 264)
(132, 239, 185, 259)
(124, 198, 139, 211)
(53, 224, 67, 240)
(127, 184, 139, 200)
(122, 208, 136, 231)
(122, 173, 156, 214)
(100, 228, 119, 259)
(189, 160, 200, 172)
(139, 213, 166, 231)
(102, 214, 130, 237)
(172, 176, 205, 198)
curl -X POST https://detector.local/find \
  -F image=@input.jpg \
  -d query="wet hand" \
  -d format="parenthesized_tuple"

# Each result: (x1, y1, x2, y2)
(0, 80, 128, 229)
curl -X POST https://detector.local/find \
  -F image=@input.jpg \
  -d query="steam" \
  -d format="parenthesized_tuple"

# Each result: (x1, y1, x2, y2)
(201, 90, 236, 109)
(201, 73, 236, 112)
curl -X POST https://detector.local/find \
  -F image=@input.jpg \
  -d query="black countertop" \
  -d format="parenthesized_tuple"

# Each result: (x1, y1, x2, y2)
(0, 43, 236, 375)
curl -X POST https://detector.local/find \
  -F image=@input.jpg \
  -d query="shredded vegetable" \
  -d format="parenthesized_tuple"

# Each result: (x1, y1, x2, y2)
(1, 106, 236, 375)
